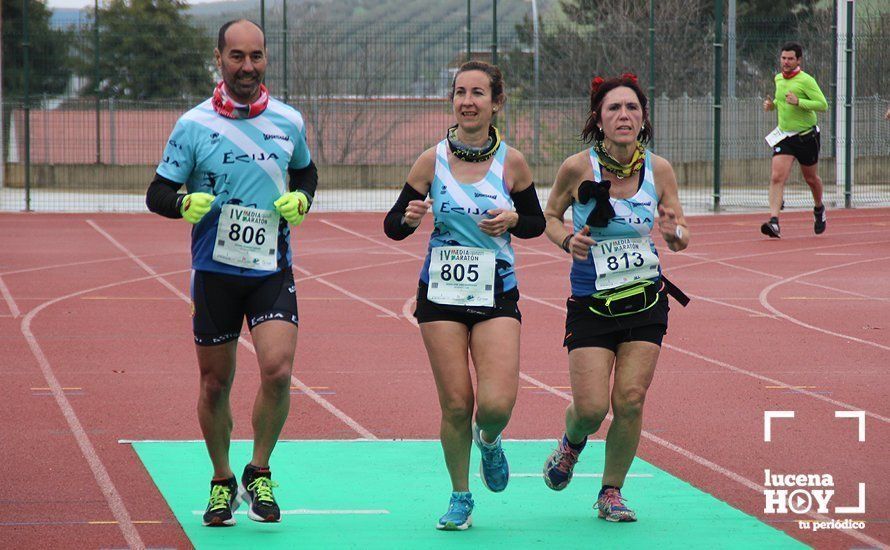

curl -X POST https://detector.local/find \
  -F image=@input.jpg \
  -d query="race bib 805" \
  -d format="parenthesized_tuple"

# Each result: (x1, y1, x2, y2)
(427, 246, 496, 307)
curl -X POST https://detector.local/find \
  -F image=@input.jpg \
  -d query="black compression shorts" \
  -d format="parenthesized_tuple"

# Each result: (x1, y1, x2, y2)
(191, 268, 298, 346)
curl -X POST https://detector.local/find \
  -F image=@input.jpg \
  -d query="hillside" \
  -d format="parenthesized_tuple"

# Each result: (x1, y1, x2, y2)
(187, 0, 556, 39)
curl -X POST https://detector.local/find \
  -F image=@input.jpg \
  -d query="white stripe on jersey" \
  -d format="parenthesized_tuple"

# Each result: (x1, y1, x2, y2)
(182, 106, 286, 194)
(266, 100, 305, 133)
(245, 117, 296, 158)
(434, 142, 509, 252)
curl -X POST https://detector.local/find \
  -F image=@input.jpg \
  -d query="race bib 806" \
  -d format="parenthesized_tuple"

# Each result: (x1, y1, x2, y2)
(213, 204, 279, 271)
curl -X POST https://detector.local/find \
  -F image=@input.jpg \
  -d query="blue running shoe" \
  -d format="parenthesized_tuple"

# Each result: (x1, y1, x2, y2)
(596, 487, 637, 522)
(472, 422, 509, 492)
(543, 435, 583, 491)
(436, 492, 474, 530)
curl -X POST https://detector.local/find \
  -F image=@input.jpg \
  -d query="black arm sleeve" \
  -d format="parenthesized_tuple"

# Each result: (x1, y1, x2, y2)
(145, 173, 184, 219)
(383, 183, 426, 241)
(507, 183, 545, 239)
(288, 160, 318, 209)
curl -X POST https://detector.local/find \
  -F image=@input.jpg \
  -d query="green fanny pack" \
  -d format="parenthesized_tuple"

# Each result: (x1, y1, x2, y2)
(587, 279, 662, 317)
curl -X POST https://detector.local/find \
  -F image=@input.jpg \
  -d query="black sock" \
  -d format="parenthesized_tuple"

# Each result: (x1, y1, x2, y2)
(563, 433, 587, 452)
(769, 216, 779, 224)
(814, 204, 824, 212)
(599, 484, 621, 497)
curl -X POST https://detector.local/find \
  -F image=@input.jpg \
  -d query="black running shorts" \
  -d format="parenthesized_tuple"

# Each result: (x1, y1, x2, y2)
(564, 291, 668, 352)
(413, 282, 521, 328)
(772, 127, 820, 166)
(191, 268, 298, 346)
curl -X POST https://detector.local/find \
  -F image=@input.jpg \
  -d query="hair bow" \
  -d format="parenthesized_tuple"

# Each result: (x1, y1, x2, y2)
(590, 76, 605, 94)
(577, 180, 615, 228)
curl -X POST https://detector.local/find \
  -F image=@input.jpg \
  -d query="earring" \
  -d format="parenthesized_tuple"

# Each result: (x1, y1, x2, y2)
(641, 123, 646, 130)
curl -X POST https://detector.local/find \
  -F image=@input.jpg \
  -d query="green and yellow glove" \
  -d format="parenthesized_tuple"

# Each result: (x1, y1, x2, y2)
(180, 192, 214, 224)
(274, 191, 310, 226)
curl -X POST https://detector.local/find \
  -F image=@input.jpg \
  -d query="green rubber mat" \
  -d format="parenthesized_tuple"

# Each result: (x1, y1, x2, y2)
(132, 440, 803, 549)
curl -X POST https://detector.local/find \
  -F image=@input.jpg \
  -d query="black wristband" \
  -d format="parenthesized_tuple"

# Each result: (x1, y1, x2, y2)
(561, 233, 573, 253)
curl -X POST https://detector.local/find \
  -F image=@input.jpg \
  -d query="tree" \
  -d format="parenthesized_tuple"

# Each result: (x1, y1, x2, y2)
(2, 0, 73, 99)
(509, 0, 828, 99)
(76, 0, 213, 100)
(507, 0, 716, 99)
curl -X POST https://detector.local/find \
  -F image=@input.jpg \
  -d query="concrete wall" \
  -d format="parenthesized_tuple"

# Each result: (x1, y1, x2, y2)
(4, 156, 889, 191)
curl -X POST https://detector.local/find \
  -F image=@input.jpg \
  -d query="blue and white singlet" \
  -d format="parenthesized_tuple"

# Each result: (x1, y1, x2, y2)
(420, 140, 517, 294)
(156, 97, 311, 276)
(570, 148, 661, 296)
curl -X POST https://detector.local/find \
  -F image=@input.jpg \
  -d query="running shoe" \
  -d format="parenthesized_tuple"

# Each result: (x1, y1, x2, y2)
(241, 464, 281, 523)
(202, 476, 239, 526)
(596, 487, 637, 522)
(472, 422, 509, 492)
(436, 492, 474, 530)
(543, 435, 583, 491)
(760, 217, 781, 238)
(814, 205, 827, 234)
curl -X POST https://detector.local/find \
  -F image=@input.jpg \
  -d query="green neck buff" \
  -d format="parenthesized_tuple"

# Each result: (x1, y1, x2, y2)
(593, 140, 646, 179)
(447, 125, 502, 162)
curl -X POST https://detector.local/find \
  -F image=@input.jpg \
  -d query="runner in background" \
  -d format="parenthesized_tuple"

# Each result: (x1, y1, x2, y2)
(761, 41, 828, 238)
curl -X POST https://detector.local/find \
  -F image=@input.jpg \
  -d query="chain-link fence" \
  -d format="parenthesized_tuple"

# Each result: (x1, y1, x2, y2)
(2, 1, 888, 212)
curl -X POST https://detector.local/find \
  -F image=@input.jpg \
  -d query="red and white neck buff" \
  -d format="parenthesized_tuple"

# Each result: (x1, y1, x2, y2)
(211, 80, 269, 119)
(781, 66, 802, 79)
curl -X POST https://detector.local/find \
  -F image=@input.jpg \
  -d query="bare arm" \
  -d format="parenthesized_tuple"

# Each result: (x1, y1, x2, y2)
(544, 153, 595, 260)
(653, 155, 689, 252)
(402, 148, 436, 227)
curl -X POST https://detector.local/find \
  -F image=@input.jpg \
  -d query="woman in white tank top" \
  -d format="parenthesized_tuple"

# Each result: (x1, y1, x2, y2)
(383, 61, 545, 531)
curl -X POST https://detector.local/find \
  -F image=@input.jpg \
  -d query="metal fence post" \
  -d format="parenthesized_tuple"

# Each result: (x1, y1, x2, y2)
(23, 0, 31, 211)
(648, 0, 655, 152)
(94, 0, 101, 164)
(712, 0, 723, 212)
(843, 0, 853, 208)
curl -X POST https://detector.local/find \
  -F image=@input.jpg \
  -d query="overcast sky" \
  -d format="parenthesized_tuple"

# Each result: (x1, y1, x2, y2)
(48, 0, 220, 9)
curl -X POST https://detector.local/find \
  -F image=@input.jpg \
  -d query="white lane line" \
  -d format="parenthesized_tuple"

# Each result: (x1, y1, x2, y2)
(87, 219, 378, 441)
(294, 258, 416, 284)
(490, 473, 653, 479)
(0, 251, 178, 277)
(191, 509, 389, 516)
(671, 227, 889, 249)
(293, 265, 398, 321)
(0, 275, 20, 318)
(759, 255, 890, 354)
(402, 295, 416, 321)
(320, 218, 888, 550)
(663, 345, 890, 424)
(21, 273, 180, 549)
(668, 238, 890, 274)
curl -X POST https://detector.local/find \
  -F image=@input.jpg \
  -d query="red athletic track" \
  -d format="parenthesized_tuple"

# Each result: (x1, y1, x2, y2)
(1, 208, 887, 549)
